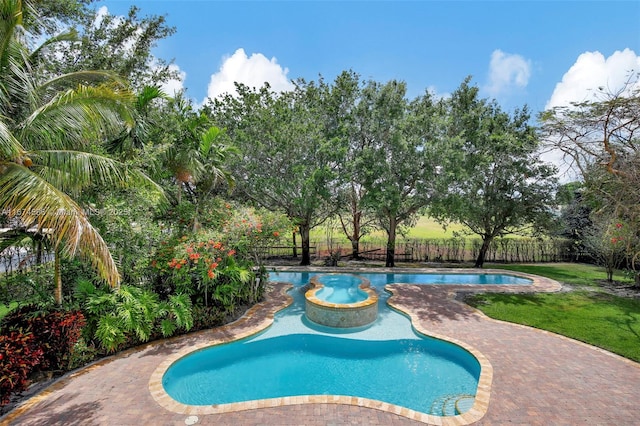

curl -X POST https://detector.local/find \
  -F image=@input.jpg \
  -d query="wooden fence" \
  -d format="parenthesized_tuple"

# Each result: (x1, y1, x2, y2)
(259, 237, 576, 264)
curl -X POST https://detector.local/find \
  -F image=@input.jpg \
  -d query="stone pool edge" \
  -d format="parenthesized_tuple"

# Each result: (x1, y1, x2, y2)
(149, 267, 560, 425)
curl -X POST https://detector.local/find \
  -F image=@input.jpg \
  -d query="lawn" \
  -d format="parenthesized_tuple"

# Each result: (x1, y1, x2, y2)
(489, 262, 632, 287)
(468, 263, 640, 362)
(311, 216, 467, 243)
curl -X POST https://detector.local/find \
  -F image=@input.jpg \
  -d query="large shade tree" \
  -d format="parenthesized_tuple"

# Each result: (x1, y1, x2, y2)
(431, 78, 558, 267)
(357, 80, 443, 267)
(318, 70, 378, 259)
(39, 3, 178, 90)
(0, 0, 160, 303)
(539, 76, 640, 284)
(210, 82, 342, 265)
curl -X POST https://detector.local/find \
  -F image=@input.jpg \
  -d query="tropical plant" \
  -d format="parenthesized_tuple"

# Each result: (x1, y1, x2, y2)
(0, 331, 43, 406)
(0, 304, 86, 371)
(0, 0, 163, 303)
(77, 281, 192, 353)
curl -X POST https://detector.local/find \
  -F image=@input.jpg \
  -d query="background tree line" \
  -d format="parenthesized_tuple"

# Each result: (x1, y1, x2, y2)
(208, 73, 559, 268)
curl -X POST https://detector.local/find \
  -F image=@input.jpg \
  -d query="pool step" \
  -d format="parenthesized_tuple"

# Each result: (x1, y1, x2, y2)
(429, 394, 475, 416)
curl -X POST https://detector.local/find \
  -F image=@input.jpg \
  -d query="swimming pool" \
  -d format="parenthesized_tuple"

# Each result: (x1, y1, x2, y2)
(160, 270, 510, 419)
(271, 270, 533, 286)
(313, 273, 369, 303)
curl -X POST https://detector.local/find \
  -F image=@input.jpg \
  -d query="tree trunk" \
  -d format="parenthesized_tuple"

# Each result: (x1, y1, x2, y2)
(385, 216, 397, 267)
(299, 223, 311, 266)
(351, 239, 360, 259)
(292, 230, 298, 258)
(474, 237, 492, 268)
(54, 246, 62, 305)
(351, 209, 361, 259)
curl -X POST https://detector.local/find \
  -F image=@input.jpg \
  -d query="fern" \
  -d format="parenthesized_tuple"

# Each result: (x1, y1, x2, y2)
(95, 314, 125, 353)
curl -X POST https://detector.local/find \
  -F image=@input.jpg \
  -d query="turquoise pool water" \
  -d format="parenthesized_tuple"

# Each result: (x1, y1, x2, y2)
(314, 274, 369, 303)
(161, 270, 509, 415)
(273, 271, 532, 286)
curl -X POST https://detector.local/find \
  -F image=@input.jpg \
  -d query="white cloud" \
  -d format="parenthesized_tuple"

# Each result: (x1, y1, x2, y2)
(545, 48, 640, 110)
(205, 48, 294, 102)
(485, 49, 532, 96)
(425, 85, 450, 101)
(93, 6, 109, 29)
(159, 63, 186, 96)
(542, 49, 640, 182)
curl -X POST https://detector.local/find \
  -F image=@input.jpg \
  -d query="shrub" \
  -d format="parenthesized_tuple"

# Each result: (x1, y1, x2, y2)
(77, 282, 193, 353)
(0, 331, 44, 406)
(0, 306, 86, 371)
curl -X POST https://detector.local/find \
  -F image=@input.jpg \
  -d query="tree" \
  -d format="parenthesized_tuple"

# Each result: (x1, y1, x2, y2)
(554, 182, 592, 261)
(357, 80, 442, 267)
(432, 78, 558, 268)
(582, 214, 628, 282)
(324, 71, 379, 259)
(39, 4, 178, 90)
(211, 82, 341, 265)
(0, 0, 160, 303)
(539, 75, 640, 284)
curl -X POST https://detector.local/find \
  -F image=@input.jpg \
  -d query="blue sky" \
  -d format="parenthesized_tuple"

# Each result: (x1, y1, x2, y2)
(96, 0, 640, 116)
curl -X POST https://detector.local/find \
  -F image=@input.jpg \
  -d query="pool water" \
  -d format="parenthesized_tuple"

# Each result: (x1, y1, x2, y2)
(273, 271, 532, 286)
(161, 270, 510, 415)
(313, 274, 369, 304)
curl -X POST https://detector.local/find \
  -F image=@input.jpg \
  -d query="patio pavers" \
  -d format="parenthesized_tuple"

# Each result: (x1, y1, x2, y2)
(2, 268, 639, 426)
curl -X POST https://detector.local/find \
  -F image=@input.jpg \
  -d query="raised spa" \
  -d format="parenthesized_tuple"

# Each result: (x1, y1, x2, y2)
(304, 273, 378, 328)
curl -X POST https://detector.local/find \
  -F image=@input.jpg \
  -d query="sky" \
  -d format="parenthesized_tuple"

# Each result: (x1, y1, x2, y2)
(94, 0, 640, 115)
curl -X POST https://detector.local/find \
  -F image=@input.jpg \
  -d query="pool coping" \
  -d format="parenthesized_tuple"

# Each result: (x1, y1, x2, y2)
(148, 267, 562, 425)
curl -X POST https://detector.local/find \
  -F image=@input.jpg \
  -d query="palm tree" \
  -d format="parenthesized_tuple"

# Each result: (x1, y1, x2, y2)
(0, 0, 161, 304)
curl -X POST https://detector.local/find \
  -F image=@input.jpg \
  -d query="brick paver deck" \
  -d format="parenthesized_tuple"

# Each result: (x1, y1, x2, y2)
(2, 268, 639, 425)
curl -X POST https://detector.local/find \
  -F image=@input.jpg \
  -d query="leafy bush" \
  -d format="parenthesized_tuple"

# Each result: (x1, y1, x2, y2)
(77, 282, 193, 353)
(151, 204, 286, 309)
(0, 305, 86, 371)
(0, 264, 55, 308)
(0, 332, 44, 406)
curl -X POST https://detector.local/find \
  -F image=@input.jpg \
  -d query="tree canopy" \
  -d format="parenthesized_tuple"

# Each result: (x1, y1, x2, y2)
(539, 75, 640, 283)
(432, 78, 558, 267)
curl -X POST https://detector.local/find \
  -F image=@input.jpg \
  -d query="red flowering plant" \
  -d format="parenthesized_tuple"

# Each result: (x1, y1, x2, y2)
(220, 206, 291, 263)
(154, 234, 259, 311)
(584, 218, 636, 282)
(151, 205, 291, 309)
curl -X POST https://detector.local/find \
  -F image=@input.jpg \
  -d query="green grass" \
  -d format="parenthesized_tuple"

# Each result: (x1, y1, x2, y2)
(468, 263, 640, 362)
(490, 262, 633, 287)
(312, 216, 467, 243)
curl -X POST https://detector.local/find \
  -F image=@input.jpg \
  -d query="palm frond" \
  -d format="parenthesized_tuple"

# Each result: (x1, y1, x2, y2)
(29, 28, 78, 64)
(19, 84, 134, 150)
(0, 117, 23, 159)
(31, 150, 128, 194)
(0, 162, 120, 287)
(38, 70, 129, 94)
(137, 85, 168, 111)
(31, 149, 165, 209)
(0, 229, 31, 252)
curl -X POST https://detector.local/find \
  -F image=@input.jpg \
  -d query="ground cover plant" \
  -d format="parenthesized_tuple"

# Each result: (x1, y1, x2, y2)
(468, 263, 640, 362)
